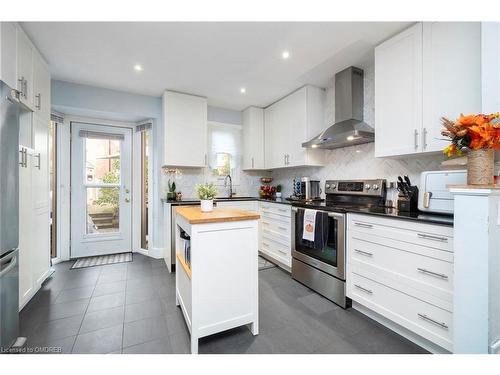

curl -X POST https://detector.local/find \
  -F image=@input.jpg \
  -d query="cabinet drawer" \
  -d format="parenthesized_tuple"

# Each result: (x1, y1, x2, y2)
(348, 214, 453, 253)
(348, 272, 453, 351)
(350, 236, 453, 293)
(260, 217, 291, 237)
(261, 232, 291, 254)
(259, 202, 291, 218)
(260, 241, 291, 267)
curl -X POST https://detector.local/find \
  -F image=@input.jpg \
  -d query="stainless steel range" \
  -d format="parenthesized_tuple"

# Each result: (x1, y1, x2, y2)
(291, 178, 386, 308)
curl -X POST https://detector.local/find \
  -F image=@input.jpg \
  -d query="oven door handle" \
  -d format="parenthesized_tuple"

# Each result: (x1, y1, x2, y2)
(291, 206, 344, 219)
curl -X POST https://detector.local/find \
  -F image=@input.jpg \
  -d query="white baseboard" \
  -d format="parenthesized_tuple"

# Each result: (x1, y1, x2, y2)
(133, 247, 164, 259)
(352, 301, 451, 354)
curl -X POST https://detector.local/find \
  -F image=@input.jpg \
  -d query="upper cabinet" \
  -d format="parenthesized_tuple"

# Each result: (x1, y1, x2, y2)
(264, 85, 325, 169)
(242, 106, 265, 170)
(163, 91, 208, 168)
(0, 22, 17, 89)
(16, 26, 34, 109)
(32, 51, 51, 121)
(375, 22, 481, 158)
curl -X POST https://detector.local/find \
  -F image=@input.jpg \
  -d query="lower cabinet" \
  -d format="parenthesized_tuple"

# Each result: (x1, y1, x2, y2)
(258, 202, 292, 270)
(346, 213, 454, 352)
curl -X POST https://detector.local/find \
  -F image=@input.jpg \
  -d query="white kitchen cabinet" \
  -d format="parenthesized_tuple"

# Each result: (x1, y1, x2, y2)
(258, 201, 292, 270)
(16, 25, 34, 109)
(216, 200, 259, 212)
(422, 22, 481, 152)
(242, 106, 265, 170)
(264, 85, 325, 169)
(163, 91, 208, 168)
(32, 52, 51, 122)
(375, 22, 481, 158)
(0, 22, 17, 89)
(347, 213, 454, 352)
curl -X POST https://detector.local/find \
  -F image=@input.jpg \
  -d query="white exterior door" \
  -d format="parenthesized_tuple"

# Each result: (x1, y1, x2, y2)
(71, 123, 132, 258)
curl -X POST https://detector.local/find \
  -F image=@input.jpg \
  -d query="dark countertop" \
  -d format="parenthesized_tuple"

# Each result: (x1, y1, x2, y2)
(162, 197, 454, 226)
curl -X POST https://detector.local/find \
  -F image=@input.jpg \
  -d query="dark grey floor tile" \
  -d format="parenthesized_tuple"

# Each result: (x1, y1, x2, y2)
(55, 286, 95, 304)
(72, 324, 123, 354)
(124, 299, 163, 323)
(97, 270, 127, 284)
(297, 293, 339, 315)
(27, 314, 84, 344)
(126, 276, 156, 290)
(165, 308, 189, 336)
(87, 292, 125, 312)
(168, 331, 190, 354)
(315, 308, 376, 338)
(259, 325, 316, 354)
(123, 315, 169, 348)
(62, 276, 98, 290)
(92, 280, 127, 297)
(313, 333, 364, 354)
(198, 326, 256, 354)
(37, 299, 90, 322)
(125, 286, 159, 305)
(79, 305, 125, 334)
(122, 337, 173, 354)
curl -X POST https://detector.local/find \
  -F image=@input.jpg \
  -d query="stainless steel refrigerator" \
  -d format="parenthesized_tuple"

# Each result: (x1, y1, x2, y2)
(0, 80, 21, 352)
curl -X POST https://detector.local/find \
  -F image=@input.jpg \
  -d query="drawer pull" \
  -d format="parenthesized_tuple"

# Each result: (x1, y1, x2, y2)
(277, 249, 287, 255)
(278, 208, 288, 213)
(417, 313, 449, 330)
(278, 226, 288, 231)
(262, 242, 270, 247)
(262, 222, 270, 225)
(417, 233, 448, 243)
(417, 268, 448, 280)
(354, 249, 373, 257)
(354, 222, 373, 229)
(354, 284, 373, 295)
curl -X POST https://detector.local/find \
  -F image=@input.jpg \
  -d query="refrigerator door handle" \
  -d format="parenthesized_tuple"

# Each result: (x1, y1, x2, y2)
(0, 251, 17, 277)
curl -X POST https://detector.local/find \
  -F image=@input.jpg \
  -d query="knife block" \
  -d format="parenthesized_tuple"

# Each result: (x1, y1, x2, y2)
(397, 186, 419, 212)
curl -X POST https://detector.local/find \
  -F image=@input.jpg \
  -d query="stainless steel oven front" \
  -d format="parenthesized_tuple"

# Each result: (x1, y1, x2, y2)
(291, 206, 348, 308)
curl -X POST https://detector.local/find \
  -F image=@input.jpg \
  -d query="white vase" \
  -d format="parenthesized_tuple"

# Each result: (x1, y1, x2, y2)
(275, 192, 282, 198)
(200, 199, 214, 212)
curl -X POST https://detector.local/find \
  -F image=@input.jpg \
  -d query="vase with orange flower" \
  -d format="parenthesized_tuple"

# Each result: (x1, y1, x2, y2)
(441, 113, 500, 185)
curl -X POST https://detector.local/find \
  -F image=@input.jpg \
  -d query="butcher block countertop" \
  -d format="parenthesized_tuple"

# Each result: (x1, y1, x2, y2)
(175, 206, 260, 224)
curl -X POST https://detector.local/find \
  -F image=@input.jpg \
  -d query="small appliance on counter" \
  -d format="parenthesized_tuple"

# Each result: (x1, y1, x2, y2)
(419, 170, 467, 214)
(289, 177, 322, 201)
(396, 175, 419, 213)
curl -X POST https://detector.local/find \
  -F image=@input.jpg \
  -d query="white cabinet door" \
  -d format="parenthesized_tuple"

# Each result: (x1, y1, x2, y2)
(164, 91, 207, 167)
(33, 53, 51, 122)
(16, 26, 33, 109)
(0, 22, 17, 90)
(375, 23, 423, 157)
(264, 103, 285, 169)
(242, 107, 265, 170)
(281, 88, 308, 167)
(422, 22, 481, 153)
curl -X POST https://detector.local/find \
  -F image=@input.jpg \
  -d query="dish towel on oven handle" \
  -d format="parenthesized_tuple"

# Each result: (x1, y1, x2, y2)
(302, 209, 317, 242)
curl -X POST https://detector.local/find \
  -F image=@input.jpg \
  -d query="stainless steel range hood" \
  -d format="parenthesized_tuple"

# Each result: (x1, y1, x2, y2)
(302, 66, 374, 149)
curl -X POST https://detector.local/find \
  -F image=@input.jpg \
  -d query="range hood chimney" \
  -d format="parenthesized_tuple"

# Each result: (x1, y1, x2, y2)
(302, 66, 374, 149)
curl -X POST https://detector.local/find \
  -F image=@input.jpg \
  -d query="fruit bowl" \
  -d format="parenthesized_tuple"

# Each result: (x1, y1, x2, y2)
(259, 185, 276, 199)
(260, 177, 273, 184)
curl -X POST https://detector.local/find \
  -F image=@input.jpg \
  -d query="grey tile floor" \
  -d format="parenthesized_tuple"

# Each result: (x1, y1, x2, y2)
(19, 253, 427, 354)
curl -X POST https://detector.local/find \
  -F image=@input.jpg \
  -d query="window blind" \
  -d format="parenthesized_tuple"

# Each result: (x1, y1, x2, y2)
(78, 130, 125, 141)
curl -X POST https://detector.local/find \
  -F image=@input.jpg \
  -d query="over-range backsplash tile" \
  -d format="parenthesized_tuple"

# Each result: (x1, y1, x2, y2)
(271, 143, 446, 199)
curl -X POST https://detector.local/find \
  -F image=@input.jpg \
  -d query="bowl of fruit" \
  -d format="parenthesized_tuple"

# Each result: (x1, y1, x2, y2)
(259, 185, 276, 199)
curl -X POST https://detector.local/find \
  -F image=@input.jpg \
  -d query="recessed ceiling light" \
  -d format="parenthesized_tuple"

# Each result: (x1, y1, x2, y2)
(281, 50, 290, 60)
(134, 64, 143, 72)
(240, 87, 246, 94)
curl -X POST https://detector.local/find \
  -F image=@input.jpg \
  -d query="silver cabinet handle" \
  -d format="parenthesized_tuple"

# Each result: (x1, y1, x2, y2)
(354, 284, 373, 294)
(262, 222, 270, 226)
(251, 157, 254, 169)
(278, 208, 288, 213)
(204, 154, 207, 166)
(287, 154, 290, 165)
(417, 313, 448, 330)
(35, 93, 41, 110)
(284, 154, 287, 165)
(423, 192, 432, 208)
(18, 77, 26, 98)
(354, 249, 373, 257)
(277, 249, 287, 255)
(417, 268, 448, 280)
(417, 233, 448, 243)
(34, 152, 41, 169)
(278, 226, 288, 231)
(262, 242, 270, 247)
(423, 127, 428, 150)
(414, 129, 419, 150)
(354, 222, 373, 229)
(19, 149, 25, 167)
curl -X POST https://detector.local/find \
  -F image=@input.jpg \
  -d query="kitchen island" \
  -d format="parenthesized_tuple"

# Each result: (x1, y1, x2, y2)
(174, 206, 260, 354)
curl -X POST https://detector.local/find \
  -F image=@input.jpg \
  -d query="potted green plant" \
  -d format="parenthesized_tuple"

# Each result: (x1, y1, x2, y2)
(195, 183, 218, 212)
(167, 180, 176, 200)
(275, 184, 282, 198)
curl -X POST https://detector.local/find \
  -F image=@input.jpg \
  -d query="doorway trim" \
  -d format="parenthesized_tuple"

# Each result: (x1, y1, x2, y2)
(56, 115, 145, 261)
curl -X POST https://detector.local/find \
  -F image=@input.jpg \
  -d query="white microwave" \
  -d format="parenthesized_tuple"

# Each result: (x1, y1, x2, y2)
(418, 170, 467, 214)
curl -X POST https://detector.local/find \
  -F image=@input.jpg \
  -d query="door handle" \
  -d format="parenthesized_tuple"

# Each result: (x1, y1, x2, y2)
(423, 192, 432, 208)
(423, 128, 428, 150)
(125, 198, 130, 203)
(414, 129, 419, 150)
(35, 93, 41, 110)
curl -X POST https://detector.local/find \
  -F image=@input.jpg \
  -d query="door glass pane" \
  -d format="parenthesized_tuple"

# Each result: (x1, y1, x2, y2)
(86, 187, 120, 234)
(85, 138, 121, 184)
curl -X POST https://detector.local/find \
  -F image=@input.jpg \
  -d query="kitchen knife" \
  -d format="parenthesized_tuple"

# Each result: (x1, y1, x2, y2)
(404, 175, 412, 188)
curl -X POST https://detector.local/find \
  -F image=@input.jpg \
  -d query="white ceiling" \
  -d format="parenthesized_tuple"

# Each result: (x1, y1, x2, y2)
(21, 22, 411, 110)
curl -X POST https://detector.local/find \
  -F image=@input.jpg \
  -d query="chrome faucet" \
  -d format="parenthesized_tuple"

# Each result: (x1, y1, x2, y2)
(224, 175, 233, 198)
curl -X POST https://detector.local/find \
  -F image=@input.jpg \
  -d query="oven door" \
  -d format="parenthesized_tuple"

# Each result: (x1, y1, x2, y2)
(291, 207, 345, 280)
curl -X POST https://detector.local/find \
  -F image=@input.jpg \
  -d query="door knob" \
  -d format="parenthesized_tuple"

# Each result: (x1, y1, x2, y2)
(125, 198, 130, 203)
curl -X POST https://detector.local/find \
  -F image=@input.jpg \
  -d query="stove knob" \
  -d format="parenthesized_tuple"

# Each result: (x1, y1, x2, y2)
(325, 184, 330, 189)
(331, 184, 336, 190)
(365, 184, 371, 190)
(372, 184, 379, 190)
